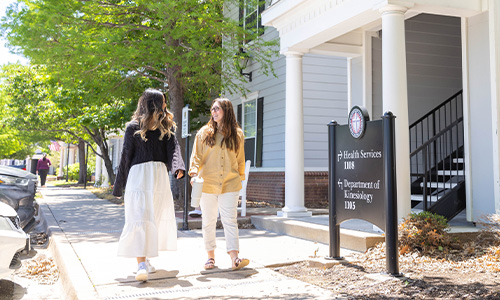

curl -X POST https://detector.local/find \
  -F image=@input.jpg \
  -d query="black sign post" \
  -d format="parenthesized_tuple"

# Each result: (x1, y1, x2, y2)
(383, 112, 399, 275)
(327, 107, 400, 276)
(181, 105, 191, 231)
(328, 121, 341, 259)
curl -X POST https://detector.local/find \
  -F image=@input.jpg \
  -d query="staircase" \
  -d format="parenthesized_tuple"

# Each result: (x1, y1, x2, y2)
(409, 91, 466, 220)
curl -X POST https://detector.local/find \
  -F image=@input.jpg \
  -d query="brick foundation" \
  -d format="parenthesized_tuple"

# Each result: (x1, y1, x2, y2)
(247, 171, 328, 206)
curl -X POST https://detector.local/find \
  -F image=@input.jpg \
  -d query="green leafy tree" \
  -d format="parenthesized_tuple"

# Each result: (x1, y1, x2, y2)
(0, 70, 50, 158)
(1, 0, 278, 153)
(0, 64, 146, 183)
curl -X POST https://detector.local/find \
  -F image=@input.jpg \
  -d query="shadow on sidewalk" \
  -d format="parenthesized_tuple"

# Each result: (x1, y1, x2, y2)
(114, 270, 192, 288)
(197, 267, 258, 283)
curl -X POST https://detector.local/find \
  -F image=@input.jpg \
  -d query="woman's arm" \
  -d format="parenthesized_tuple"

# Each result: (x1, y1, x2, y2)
(167, 136, 185, 179)
(188, 132, 203, 178)
(237, 130, 246, 181)
(112, 126, 135, 197)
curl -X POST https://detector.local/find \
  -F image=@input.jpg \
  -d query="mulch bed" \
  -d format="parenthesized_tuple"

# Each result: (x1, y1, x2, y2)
(276, 232, 500, 299)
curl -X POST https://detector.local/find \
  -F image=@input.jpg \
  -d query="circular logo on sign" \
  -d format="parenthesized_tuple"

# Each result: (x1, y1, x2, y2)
(348, 106, 369, 139)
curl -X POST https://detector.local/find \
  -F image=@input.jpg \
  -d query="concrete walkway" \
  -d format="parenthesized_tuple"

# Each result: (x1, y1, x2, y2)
(38, 186, 352, 300)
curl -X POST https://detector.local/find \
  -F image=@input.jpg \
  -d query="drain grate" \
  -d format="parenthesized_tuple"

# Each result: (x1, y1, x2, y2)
(103, 278, 281, 300)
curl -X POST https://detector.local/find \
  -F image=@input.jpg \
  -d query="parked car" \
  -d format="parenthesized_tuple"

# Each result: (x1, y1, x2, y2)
(0, 202, 29, 279)
(9, 164, 27, 171)
(0, 166, 38, 232)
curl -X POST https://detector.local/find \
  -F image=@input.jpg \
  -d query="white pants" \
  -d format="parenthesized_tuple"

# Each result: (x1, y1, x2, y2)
(200, 191, 240, 252)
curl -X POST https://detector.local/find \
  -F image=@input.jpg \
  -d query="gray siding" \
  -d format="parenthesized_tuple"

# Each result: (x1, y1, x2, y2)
(226, 14, 286, 168)
(372, 13, 463, 123)
(227, 2, 349, 170)
(303, 54, 348, 169)
(229, 35, 349, 169)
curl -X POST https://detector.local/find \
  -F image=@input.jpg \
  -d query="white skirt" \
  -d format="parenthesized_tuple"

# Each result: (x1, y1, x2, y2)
(117, 161, 177, 258)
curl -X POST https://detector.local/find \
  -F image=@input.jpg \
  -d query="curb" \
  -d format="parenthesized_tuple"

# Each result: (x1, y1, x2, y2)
(251, 215, 385, 252)
(40, 203, 98, 300)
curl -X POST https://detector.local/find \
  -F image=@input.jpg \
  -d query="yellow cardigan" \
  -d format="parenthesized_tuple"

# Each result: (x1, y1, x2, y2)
(188, 125, 246, 194)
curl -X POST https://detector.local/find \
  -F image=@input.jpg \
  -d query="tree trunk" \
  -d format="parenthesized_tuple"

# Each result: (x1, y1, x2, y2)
(165, 56, 187, 207)
(77, 138, 86, 183)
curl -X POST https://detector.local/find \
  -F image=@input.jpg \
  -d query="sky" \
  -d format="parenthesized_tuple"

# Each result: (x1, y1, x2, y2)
(0, 0, 28, 66)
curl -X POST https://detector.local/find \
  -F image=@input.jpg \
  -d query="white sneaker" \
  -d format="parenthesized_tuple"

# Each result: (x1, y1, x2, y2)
(188, 209, 202, 218)
(145, 259, 156, 273)
(135, 262, 148, 281)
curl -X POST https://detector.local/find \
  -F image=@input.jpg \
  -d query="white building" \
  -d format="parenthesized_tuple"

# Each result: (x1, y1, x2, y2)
(226, 0, 500, 222)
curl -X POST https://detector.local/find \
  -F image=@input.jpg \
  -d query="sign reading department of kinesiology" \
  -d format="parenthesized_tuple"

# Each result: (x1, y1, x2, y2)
(328, 108, 399, 274)
(335, 107, 385, 230)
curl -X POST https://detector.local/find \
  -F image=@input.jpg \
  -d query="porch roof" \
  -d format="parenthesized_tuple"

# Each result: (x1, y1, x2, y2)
(262, 0, 483, 55)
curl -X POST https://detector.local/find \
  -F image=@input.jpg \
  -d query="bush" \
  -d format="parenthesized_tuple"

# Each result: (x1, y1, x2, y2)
(399, 211, 453, 254)
(61, 162, 94, 182)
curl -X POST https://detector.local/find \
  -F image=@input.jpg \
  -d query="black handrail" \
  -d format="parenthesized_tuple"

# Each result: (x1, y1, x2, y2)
(410, 118, 463, 156)
(409, 90, 463, 128)
(409, 90, 464, 213)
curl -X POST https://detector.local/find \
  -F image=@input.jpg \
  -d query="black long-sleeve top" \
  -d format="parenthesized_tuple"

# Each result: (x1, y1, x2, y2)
(112, 121, 185, 197)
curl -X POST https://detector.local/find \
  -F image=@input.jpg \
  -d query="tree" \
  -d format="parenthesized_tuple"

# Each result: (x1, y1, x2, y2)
(0, 71, 51, 158)
(0, 63, 147, 183)
(1, 0, 278, 153)
(2, 0, 277, 196)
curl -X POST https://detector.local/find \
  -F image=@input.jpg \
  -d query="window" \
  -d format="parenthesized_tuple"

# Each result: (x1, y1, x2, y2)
(237, 96, 263, 167)
(244, 100, 257, 137)
(239, 0, 266, 42)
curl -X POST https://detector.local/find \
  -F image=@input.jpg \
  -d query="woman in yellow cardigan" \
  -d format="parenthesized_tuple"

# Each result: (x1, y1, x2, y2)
(189, 98, 249, 271)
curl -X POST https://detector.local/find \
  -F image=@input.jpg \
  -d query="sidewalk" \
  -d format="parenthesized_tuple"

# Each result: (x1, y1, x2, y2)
(38, 186, 353, 300)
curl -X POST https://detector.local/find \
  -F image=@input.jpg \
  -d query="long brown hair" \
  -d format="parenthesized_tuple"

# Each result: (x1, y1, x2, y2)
(202, 98, 241, 152)
(130, 88, 176, 141)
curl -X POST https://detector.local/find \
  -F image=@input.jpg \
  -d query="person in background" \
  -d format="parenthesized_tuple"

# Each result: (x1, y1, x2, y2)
(189, 98, 249, 271)
(113, 88, 185, 282)
(36, 153, 51, 187)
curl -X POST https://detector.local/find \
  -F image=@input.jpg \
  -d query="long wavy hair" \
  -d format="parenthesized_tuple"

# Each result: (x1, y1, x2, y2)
(130, 88, 176, 141)
(202, 98, 241, 152)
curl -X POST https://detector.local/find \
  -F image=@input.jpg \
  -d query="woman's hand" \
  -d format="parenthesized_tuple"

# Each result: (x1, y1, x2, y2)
(190, 173, 197, 185)
(176, 170, 184, 179)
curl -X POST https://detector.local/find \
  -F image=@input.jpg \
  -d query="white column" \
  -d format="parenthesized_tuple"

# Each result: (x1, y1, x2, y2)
(278, 50, 312, 218)
(101, 157, 110, 188)
(380, 4, 411, 219)
(363, 31, 374, 117)
(489, 0, 500, 214)
(68, 146, 75, 165)
(461, 17, 473, 221)
(95, 147, 102, 187)
(95, 146, 109, 188)
(347, 57, 353, 110)
(58, 145, 66, 177)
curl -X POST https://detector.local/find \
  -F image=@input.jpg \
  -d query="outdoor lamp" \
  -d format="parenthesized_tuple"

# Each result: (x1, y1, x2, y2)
(234, 47, 252, 82)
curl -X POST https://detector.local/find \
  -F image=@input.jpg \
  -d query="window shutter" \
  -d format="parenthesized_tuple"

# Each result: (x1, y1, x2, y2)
(256, 97, 264, 167)
(258, 0, 265, 34)
(237, 104, 242, 127)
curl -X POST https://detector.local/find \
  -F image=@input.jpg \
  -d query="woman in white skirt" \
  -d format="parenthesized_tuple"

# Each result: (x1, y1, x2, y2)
(113, 88, 185, 282)
(189, 98, 249, 271)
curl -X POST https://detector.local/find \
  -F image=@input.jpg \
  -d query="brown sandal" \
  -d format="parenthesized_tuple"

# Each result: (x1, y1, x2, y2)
(232, 257, 249, 271)
(204, 258, 215, 270)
